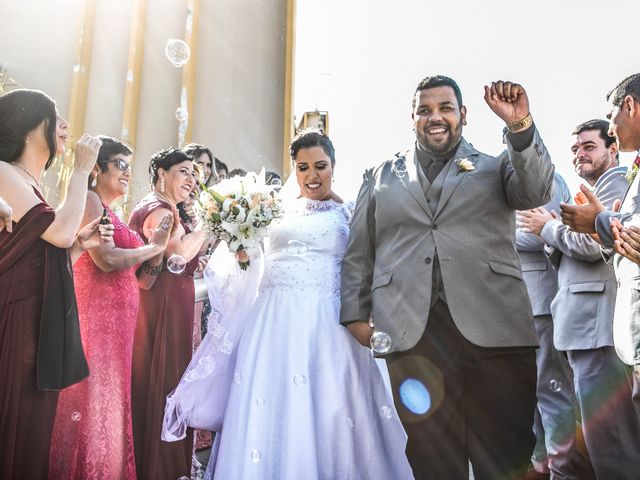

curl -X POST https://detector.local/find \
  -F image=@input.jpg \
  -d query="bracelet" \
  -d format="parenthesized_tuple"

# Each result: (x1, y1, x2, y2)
(141, 261, 163, 276)
(506, 113, 533, 132)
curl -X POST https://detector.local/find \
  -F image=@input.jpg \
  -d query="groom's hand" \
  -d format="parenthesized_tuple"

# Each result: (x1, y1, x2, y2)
(483, 80, 530, 131)
(346, 322, 373, 347)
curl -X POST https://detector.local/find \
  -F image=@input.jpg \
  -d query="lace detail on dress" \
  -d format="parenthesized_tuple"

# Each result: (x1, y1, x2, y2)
(49, 205, 142, 480)
(183, 320, 234, 384)
(258, 198, 350, 300)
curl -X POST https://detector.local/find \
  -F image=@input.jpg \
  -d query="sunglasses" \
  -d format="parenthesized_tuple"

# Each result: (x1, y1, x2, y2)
(106, 158, 132, 173)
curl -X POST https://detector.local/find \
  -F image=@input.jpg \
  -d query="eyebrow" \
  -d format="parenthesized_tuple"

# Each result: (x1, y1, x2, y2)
(417, 101, 455, 109)
(571, 140, 597, 150)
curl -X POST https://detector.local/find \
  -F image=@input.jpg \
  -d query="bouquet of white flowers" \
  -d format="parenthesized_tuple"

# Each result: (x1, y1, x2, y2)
(195, 169, 282, 269)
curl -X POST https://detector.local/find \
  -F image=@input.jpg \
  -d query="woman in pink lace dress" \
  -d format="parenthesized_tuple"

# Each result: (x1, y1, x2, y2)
(49, 137, 172, 480)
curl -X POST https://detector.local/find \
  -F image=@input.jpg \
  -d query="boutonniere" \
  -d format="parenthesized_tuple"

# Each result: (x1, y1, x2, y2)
(626, 154, 640, 184)
(455, 158, 475, 175)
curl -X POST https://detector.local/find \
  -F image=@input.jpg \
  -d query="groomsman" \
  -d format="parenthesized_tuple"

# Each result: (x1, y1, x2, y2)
(562, 73, 640, 417)
(515, 170, 593, 480)
(518, 119, 640, 479)
(341, 75, 554, 480)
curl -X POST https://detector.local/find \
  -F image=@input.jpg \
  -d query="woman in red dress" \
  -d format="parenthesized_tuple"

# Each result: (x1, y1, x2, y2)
(128, 148, 205, 479)
(49, 137, 173, 480)
(0, 89, 107, 479)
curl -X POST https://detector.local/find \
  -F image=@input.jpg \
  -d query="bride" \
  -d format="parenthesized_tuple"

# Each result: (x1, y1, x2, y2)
(163, 129, 413, 479)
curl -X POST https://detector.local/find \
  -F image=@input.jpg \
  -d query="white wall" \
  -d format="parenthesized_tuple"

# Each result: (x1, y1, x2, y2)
(1, 0, 287, 207)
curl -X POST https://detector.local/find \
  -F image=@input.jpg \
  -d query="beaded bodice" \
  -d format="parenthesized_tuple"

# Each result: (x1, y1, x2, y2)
(259, 198, 353, 298)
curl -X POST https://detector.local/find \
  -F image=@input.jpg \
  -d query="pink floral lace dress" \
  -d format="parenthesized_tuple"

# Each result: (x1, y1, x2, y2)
(49, 206, 143, 480)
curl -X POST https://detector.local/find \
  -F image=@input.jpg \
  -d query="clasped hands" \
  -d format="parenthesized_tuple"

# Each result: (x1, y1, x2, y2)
(516, 207, 557, 235)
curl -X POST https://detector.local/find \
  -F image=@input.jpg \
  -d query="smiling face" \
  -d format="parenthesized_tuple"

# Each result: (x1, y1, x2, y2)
(195, 152, 217, 184)
(294, 146, 333, 201)
(160, 160, 196, 203)
(94, 153, 132, 202)
(413, 85, 466, 155)
(571, 129, 617, 185)
(607, 94, 640, 153)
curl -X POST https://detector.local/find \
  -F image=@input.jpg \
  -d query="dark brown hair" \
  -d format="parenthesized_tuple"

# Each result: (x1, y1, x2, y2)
(0, 89, 58, 169)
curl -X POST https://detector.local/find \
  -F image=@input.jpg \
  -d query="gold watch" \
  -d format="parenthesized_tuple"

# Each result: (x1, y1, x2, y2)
(506, 113, 533, 133)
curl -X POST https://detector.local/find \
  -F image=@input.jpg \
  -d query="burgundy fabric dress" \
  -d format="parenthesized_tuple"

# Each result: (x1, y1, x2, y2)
(0, 201, 58, 479)
(128, 194, 198, 480)
(49, 206, 143, 479)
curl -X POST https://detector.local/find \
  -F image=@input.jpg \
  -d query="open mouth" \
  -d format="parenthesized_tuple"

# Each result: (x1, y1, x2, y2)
(306, 183, 321, 191)
(426, 125, 448, 139)
(119, 178, 129, 187)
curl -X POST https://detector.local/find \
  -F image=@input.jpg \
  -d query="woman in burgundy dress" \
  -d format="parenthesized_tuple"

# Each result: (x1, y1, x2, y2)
(128, 148, 205, 479)
(0, 89, 107, 479)
(49, 137, 173, 480)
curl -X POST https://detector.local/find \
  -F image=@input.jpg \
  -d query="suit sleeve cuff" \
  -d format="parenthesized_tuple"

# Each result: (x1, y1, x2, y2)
(595, 211, 617, 247)
(507, 124, 535, 152)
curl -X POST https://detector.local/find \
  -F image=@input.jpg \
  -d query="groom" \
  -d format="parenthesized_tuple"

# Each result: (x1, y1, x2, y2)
(340, 75, 554, 480)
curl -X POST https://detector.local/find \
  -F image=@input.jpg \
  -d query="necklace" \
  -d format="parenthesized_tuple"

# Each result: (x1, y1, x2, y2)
(13, 163, 42, 187)
(153, 190, 176, 207)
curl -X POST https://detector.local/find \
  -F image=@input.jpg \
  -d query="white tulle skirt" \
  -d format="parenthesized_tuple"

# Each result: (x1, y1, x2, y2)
(162, 244, 413, 479)
(205, 284, 413, 480)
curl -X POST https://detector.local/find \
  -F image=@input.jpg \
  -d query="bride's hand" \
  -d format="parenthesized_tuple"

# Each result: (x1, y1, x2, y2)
(346, 322, 374, 347)
(235, 249, 250, 264)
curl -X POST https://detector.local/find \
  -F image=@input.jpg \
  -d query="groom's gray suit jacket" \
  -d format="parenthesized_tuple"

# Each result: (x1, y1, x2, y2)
(340, 129, 555, 353)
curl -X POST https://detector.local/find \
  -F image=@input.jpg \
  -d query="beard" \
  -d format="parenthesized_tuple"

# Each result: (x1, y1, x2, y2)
(418, 122, 463, 155)
(577, 153, 612, 184)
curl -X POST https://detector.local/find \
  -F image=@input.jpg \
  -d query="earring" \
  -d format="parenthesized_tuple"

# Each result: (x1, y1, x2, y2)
(160, 177, 166, 193)
(25, 135, 30, 145)
(91, 175, 97, 188)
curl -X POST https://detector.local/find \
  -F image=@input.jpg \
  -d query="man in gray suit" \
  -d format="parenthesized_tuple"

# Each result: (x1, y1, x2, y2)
(518, 119, 640, 479)
(515, 172, 593, 480)
(562, 74, 640, 420)
(340, 75, 554, 480)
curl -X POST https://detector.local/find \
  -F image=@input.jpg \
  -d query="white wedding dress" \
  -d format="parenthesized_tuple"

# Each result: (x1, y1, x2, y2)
(163, 197, 413, 480)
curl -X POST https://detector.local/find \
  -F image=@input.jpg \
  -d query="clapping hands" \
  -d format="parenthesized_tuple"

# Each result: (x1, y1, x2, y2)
(149, 213, 174, 250)
(517, 207, 557, 236)
(612, 219, 640, 264)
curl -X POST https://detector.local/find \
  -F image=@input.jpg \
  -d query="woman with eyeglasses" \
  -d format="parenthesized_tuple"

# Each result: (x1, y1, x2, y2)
(48, 136, 173, 480)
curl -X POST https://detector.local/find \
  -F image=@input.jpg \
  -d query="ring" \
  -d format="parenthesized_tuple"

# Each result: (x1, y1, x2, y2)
(161, 224, 169, 230)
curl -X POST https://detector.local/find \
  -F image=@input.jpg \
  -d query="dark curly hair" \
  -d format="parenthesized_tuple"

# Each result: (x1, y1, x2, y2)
(289, 128, 335, 166)
(148, 147, 193, 185)
(96, 135, 132, 172)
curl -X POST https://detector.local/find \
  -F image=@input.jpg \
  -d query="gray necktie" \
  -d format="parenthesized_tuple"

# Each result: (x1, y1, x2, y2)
(426, 159, 446, 183)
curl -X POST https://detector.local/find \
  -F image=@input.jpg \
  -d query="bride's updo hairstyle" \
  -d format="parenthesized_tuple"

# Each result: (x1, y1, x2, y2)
(148, 147, 193, 186)
(289, 128, 335, 167)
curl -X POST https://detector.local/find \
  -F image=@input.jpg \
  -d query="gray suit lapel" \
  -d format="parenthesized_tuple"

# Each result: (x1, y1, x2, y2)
(398, 149, 432, 217)
(433, 139, 479, 219)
